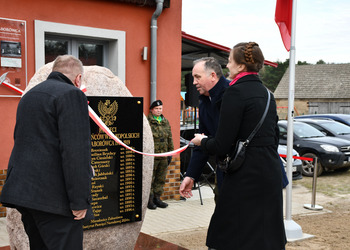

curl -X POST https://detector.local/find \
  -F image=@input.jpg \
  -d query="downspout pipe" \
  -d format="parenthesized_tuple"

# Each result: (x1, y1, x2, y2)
(150, 0, 164, 105)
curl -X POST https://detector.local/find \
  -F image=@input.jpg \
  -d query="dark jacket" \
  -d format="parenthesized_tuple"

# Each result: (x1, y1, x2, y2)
(185, 76, 230, 186)
(1, 72, 93, 218)
(201, 75, 286, 249)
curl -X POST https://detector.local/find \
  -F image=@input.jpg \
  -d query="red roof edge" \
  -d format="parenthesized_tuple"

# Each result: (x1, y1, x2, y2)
(182, 31, 278, 68)
(182, 31, 231, 52)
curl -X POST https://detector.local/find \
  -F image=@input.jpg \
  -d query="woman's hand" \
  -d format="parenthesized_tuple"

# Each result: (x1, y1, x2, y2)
(192, 133, 207, 146)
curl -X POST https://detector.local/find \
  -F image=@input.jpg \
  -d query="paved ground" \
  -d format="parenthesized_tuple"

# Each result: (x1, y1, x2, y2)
(0, 183, 330, 247)
(0, 218, 7, 248)
(141, 183, 333, 244)
(141, 184, 216, 236)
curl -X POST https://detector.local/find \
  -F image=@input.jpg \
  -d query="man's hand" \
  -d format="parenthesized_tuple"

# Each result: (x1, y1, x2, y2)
(179, 176, 194, 198)
(72, 209, 87, 220)
(192, 133, 207, 146)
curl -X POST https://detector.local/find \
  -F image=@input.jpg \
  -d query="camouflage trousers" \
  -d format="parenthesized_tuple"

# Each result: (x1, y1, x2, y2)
(150, 157, 168, 196)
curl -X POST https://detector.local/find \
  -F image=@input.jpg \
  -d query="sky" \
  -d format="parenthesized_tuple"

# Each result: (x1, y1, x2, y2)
(182, 0, 350, 64)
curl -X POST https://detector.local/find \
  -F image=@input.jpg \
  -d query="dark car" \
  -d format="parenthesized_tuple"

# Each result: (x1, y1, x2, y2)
(295, 118, 350, 141)
(295, 114, 350, 127)
(278, 120, 350, 176)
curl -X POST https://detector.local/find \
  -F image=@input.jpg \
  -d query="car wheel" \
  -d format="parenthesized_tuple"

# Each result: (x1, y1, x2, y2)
(301, 152, 323, 177)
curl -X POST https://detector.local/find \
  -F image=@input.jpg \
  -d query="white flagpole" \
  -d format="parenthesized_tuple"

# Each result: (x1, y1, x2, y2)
(284, 0, 304, 240)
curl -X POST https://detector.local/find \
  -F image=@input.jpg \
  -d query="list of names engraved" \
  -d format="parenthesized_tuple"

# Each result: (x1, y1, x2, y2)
(119, 148, 136, 213)
(83, 97, 143, 230)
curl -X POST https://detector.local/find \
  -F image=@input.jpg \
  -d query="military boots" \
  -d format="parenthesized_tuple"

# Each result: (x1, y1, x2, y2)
(147, 194, 157, 209)
(153, 194, 168, 208)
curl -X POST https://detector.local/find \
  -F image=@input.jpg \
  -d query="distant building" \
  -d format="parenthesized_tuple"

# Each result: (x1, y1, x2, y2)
(274, 64, 350, 118)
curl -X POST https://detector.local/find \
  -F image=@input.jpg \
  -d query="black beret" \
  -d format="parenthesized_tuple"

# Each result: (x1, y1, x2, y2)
(150, 100, 163, 109)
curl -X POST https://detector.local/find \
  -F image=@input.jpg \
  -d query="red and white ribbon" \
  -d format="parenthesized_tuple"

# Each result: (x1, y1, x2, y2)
(0, 72, 23, 95)
(1, 74, 190, 157)
(88, 106, 190, 156)
(1, 81, 23, 95)
(279, 154, 314, 161)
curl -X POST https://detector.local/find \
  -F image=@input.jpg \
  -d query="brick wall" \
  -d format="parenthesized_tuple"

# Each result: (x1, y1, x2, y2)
(0, 170, 7, 217)
(162, 156, 182, 201)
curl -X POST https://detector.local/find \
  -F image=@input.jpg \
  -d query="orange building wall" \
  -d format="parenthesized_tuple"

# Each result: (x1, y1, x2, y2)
(0, 0, 182, 170)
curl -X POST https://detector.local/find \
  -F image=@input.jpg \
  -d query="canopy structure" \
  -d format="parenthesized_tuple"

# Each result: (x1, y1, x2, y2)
(182, 31, 277, 71)
(111, 0, 170, 8)
(182, 32, 230, 71)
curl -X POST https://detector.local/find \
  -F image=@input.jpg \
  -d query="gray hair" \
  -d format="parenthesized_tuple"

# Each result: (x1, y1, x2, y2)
(52, 55, 84, 83)
(193, 57, 223, 78)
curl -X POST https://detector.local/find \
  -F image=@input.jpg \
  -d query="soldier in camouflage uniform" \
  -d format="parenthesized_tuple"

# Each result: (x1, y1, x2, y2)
(147, 100, 174, 209)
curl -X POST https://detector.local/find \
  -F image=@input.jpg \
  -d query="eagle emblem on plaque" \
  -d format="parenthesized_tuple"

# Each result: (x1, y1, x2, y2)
(98, 100, 118, 126)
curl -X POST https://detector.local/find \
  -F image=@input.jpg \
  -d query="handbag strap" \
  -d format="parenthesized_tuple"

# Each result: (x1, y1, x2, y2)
(244, 88, 271, 146)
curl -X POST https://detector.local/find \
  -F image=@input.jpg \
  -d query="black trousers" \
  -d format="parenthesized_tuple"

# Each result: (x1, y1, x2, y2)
(17, 207, 84, 250)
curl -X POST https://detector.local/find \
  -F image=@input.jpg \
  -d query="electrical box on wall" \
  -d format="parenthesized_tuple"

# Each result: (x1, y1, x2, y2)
(142, 47, 148, 61)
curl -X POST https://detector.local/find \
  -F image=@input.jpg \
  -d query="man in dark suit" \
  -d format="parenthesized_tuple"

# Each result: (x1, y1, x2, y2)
(179, 57, 230, 201)
(1, 55, 93, 250)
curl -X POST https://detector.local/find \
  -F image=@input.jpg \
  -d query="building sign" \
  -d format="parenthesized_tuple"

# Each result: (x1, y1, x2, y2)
(0, 17, 27, 97)
(83, 96, 143, 230)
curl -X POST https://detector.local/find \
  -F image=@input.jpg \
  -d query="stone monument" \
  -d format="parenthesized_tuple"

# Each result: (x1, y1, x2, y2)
(6, 64, 154, 249)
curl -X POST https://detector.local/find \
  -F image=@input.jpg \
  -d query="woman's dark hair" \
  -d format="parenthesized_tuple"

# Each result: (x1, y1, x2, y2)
(232, 42, 264, 72)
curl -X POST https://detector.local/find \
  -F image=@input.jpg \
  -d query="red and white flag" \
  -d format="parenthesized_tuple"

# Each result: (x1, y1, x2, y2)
(275, 0, 293, 51)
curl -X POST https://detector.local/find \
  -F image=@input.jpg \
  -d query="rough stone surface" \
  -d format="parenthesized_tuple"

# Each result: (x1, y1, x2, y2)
(6, 64, 154, 250)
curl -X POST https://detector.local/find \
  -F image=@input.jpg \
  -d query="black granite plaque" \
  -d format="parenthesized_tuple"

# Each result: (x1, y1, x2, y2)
(83, 97, 143, 230)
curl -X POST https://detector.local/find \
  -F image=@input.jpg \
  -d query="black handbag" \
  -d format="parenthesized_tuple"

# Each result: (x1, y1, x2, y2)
(218, 88, 271, 174)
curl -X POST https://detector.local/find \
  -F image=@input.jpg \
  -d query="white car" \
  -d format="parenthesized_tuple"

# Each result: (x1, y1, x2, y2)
(278, 145, 303, 180)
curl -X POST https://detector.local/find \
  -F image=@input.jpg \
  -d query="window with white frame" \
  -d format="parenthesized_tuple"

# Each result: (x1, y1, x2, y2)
(34, 20, 126, 83)
(45, 35, 107, 66)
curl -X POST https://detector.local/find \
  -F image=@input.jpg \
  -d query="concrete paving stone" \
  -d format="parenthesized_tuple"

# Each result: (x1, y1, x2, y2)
(0, 218, 8, 248)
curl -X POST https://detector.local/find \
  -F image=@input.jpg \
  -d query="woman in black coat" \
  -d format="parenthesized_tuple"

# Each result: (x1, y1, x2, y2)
(191, 42, 287, 250)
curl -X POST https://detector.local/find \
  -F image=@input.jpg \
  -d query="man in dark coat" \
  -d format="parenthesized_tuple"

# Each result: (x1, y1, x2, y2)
(180, 57, 230, 201)
(1, 55, 93, 250)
